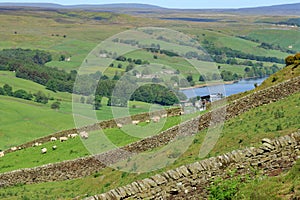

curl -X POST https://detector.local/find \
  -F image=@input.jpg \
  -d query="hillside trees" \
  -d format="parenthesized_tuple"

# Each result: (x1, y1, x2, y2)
(285, 53, 300, 66)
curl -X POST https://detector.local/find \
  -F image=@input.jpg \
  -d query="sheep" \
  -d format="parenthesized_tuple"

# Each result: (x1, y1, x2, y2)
(79, 131, 89, 139)
(117, 123, 123, 128)
(161, 114, 168, 118)
(32, 142, 42, 147)
(41, 148, 47, 154)
(50, 137, 57, 142)
(132, 120, 140, 125)
(0, 151, 4, 158)
(59, 137, 68, 142)
(52, 145, 57, 150)
(152, 116, 160, 123)
(68, 133, 78, 138)
(10, 147, 17, 151)
(146, 120, 150, 123)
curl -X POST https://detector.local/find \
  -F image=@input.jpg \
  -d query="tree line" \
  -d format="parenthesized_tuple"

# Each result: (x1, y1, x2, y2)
(202, 39, 285, 64)
(0, 83, 50, 104)
(0, 48, 76, 93)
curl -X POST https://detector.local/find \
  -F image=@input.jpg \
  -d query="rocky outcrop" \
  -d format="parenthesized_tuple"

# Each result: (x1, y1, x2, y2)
(87, 131, 300, 200)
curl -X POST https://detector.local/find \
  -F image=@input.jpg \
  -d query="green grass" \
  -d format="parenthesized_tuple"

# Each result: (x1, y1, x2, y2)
(0, 71, 71, 101)
(0, 96, 75, 150)
(0, 111, 202, 173)
(0, 92, 298, 199)
(0, 94, 172, 150)
(248, 29, 300, 52)
(234, 160, 300, 200)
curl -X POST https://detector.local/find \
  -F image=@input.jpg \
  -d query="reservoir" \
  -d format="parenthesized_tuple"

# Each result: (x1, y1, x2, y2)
(181, 77, 267, 99)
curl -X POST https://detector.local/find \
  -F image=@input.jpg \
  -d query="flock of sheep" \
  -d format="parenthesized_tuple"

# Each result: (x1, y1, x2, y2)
(117, 114, 168, 128)
(39, 131, 89, 154)
(0, 131, 89, 157)
(0, 113, 176, 157)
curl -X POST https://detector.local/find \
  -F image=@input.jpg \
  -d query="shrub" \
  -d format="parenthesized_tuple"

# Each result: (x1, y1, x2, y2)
(285, 55, 295, 66)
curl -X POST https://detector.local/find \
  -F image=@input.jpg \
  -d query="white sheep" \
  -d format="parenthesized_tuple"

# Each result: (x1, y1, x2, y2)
(161, 114, 168, 118)
(10, 147, 17, 151)
(50, 137, 57, 141)
(152, 116, 160, 123)
(79, 131, 89, 139)
(146, 120, 150, 123)
(52, 145, 57, 150)
(68, 133, 78, 138)
(41, 148, 47, 154)
(132, 120, 140, 125)
(59, 137, 68, 142)
(0, 151, 4, 158)
(117, 123, 123, 128)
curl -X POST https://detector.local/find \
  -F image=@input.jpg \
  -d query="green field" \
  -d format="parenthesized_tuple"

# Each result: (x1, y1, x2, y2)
(0, 91, 298, 199)
(0, 111, 202, 173)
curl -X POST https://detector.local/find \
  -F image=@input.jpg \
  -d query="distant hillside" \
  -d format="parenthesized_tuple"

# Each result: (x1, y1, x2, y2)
(0, 2, 300, 15)
(0, 3, 165, 10)
(230, 3, 300, 15)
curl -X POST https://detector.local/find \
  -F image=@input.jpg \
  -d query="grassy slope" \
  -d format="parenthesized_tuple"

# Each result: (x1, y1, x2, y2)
(0, 91, 298, 199)
(235, 160, 300, 200)
(0, 96, 75, 150)
(0, 111, 202, 173)
(0, 71, 71, 101)
(248, 29, 300, 52)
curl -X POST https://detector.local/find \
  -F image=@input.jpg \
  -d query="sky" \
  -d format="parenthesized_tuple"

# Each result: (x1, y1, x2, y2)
(0, 0, 300, 9)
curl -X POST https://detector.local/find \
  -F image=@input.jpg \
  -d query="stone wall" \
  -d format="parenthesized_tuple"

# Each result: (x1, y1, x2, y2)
(0, 76, 299, 188)
(87, 131, 300, 200)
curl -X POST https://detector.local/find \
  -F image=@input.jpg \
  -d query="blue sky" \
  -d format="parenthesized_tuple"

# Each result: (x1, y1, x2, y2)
(1, 0, 300, 9)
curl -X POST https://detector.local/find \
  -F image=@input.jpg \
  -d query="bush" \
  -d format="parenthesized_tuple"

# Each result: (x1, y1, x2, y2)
(285, 55, 295, 66)
(51, 101, 61, 110)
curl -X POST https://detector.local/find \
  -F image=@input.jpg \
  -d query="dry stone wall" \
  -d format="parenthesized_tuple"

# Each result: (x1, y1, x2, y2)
(87, 131, 300, 200)
(0, 77, 299, 188)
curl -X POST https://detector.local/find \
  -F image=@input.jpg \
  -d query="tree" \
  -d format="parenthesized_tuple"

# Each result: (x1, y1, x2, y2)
(3, 84, 13, 96)
(14, 89, 32, 100)
(126, 64, 134, 72)
(187, 75, 193, 83)
(34, 91, 48, 104)
(199, 75, 205, 82)
(93, 95, 102, 110)
(285, 55, 295, 66)
(0, 87, 4, 95)
(80, 96, 85, 104)
(51, 101, 61, 110)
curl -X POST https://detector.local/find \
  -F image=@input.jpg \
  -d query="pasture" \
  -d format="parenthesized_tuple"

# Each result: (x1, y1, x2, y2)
(0, 91, 298, 199)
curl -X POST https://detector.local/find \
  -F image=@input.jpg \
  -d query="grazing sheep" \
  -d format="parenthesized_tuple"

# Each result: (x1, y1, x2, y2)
(59, 137, 68, 142)
(52, 145, 57, 150)
(33, 142, 42, 147)
(10, 147, 17, 151)
(117, 123, 123, 128)
(161, 114, 168, 118)
(18, 147, 22, 150)
(0, 151, 4, 158)
(68, 133, 78, 138)
(41, 148, 47, 154)
(146, 120, 150, 123)
(132, 120, 140, 125)
(152, 116, 160, 123)
(79, 131, 89, 139)
(50, 137, 57, 142)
